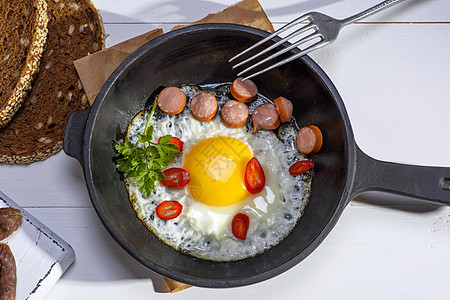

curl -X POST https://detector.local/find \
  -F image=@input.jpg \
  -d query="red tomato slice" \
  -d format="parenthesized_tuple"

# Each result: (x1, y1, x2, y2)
(289, 160, 314, 176)
(244, 157, 265, 194)
(231, 213, 250, 240)
(156, 201, 183, 220)
(160, 168, 190, 188)
(158, 136, 184, 154)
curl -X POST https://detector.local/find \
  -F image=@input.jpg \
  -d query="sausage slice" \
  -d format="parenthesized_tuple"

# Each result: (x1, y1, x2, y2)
(230, 77, 258, 103)
(296, 125, 323, 154)
(190, 92, 218, 122)
(0, 243, 16, 300)
(251, 103, 280, 133)
(157, 87, 186, 115)
(221, 100, 249, 128)
(274, 96, 293, 123)
(0, 208, 21, 241)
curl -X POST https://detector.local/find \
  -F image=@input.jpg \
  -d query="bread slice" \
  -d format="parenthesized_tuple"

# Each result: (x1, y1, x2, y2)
(0, 0, 49, 128)
(0, 0, 104, 164)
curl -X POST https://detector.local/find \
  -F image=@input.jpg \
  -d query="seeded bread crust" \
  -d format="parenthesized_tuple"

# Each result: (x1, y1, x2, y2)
(0, 0, 49, 128)
(0, 0, 105, 164)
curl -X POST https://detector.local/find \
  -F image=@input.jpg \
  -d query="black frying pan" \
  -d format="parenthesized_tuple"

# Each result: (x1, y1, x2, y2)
(63, 23, 450, 288)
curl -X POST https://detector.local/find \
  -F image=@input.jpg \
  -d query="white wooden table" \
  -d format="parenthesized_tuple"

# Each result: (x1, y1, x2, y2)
(1, 0, 450, 299)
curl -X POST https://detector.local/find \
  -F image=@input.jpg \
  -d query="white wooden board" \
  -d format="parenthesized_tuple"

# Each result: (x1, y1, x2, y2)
(0, 192, 75, 299)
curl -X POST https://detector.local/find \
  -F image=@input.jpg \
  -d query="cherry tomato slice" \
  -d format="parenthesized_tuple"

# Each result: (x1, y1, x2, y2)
(289, 160, 314, 176)
(156, 201, 183, 220)
(244, 157, 265, 194)
(231, 213, 250, 240)
(160, 168, 190, 188)
(157, 136, 184, 154)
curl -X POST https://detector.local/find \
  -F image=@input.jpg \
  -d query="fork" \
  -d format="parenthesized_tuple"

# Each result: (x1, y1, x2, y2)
(230, 0, 407, 80)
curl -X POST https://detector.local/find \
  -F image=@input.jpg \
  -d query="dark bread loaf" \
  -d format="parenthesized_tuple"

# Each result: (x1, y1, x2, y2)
(0, 0, 49, 128)
(0, 0, 105, 164)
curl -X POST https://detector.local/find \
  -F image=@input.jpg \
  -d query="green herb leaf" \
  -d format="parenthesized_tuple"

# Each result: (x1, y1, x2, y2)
(137, 133, 152, 144)
(159, 143, 180, 154)
(158, 135, 172, 145)
(114, 99, 177, 197)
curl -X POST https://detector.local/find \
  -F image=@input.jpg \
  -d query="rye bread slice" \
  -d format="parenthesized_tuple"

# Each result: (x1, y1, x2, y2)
(0, 0, 49, 128)
(0, 0, 104, 164)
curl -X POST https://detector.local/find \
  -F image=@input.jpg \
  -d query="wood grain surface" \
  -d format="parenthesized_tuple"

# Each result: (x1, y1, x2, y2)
(0, 0, 449, 299)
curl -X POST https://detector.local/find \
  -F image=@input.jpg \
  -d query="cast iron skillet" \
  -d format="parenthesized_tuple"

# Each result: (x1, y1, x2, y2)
(63, 23, 450, 287)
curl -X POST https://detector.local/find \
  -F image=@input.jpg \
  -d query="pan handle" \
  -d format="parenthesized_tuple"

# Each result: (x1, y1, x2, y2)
(63, 107, 91, 164)
(351, 145, 450, 206)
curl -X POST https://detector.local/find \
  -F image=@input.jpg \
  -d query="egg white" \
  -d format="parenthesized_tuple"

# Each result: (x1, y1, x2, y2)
(124, 84, 312, 261)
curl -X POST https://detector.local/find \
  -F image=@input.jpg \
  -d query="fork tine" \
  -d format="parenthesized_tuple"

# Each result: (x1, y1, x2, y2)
(228, 14, 311, 63)
(237, 31, 322, 77)
(232, 23, 315, 69)
(240, 39, 330, 80)
(233, 0, 408, 79)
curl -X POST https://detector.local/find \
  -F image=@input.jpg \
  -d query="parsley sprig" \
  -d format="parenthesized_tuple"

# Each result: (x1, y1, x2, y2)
(115, 100, 179, 197)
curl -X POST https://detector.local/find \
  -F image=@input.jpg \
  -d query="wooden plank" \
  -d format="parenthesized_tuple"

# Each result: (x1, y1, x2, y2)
(0, 154, 91, 208)
(307, 23, 450, 167)
(91, 0, 450, 24)
(31, 202, 450, 299)
(102, 24, 172, 48)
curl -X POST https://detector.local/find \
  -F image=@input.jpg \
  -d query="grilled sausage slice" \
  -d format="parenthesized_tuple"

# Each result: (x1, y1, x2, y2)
(0, 208, 21, 241)
(190, 92, 218, 122)
(274, 96, 293, 123)
(296, 125, 323, 154)
(0, 243, 16, 300)
(221, 100, 249, 128)
(251, 103, 280, 133)
(230, 77, 258, 103)
(157, 87, 186, 115)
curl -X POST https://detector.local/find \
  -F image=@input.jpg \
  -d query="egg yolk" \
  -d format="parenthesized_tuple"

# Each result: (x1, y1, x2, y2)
(183, 136, 252, 206)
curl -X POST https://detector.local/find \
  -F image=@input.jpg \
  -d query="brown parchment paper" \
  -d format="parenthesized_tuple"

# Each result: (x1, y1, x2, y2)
(73, 28, 164, 105)
(73, 0, 274, 292)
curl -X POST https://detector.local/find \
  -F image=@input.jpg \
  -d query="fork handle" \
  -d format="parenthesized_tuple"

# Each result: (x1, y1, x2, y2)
(340, 0, 407, 26)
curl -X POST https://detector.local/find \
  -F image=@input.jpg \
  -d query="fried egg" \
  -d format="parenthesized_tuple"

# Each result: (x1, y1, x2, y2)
(124, 84, 312, 261)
